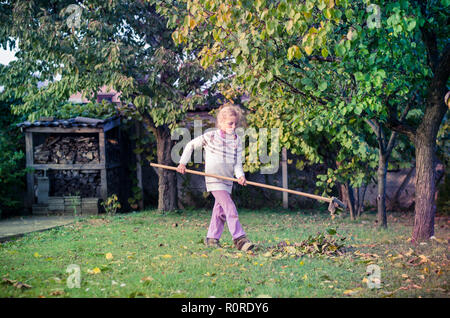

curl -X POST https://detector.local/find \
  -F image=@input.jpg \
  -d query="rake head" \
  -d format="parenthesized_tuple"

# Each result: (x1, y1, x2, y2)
(328, 197, 347, 214)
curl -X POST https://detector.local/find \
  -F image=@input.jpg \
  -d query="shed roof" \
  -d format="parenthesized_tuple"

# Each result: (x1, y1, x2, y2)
(17, 116, 120, 131)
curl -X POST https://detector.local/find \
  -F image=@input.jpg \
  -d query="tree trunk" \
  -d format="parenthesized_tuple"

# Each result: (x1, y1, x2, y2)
(412, 41, 449, 242)
(339, 182, 356, 220)
(377, 155, 388, 228)
(412, 97, 447, 241)
(413, 136, 436, 241)
(365, 118, 399, 228)
(347, 183, 356, 220)
(155, 125, 177, 212)
(357, 184, 368, 217)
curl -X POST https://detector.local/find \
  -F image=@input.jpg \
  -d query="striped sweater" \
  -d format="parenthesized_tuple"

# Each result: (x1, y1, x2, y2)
(179, 129, 245, 194)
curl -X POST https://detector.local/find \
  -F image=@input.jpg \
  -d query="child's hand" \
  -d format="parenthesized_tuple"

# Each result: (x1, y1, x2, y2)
(176, 164, 186, 174)
(238, 176, 247, 186)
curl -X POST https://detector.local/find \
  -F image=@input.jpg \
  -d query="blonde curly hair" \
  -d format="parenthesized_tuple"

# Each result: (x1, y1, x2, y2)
(216, 103, 244, 128)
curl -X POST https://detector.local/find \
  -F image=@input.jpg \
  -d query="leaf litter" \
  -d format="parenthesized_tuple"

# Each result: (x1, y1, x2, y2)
(260, 229, 348, 259)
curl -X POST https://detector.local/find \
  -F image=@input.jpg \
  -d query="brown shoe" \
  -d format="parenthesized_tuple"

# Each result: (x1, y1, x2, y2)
(233, 236, 255, 251)
(205, 238, 221, 248)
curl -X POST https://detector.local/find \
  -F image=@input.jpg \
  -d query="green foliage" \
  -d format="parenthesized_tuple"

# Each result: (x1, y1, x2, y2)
(51, 101, 117, 120)
(0, 98, 27, 217)
(0, 0, 219, 132)
(101, 194, 121, 216)
(0, 0, 225, 211)
(169, 0, 448, 212)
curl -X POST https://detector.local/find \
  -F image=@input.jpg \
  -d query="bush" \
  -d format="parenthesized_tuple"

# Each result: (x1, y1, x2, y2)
(0, 106, 26, 218)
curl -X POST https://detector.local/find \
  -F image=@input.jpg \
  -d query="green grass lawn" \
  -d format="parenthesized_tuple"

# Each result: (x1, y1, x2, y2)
(0, 208, 448, 298)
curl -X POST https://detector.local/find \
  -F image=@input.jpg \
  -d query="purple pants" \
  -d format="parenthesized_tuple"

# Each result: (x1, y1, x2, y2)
(207, 190, 246, 240)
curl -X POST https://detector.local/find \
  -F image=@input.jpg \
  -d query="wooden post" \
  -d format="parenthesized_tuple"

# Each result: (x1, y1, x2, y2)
(25, 131, 34, 209)
(282, 147, 288, 209)
(99, 131, 107, 200)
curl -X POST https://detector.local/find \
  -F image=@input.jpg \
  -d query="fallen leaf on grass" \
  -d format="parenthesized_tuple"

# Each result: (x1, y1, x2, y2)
(430, 236, 447, 244)
(50, 290, 64, 296)
(87, 267, 101, 274)
(2, 278, 32, 289)
(434, 287, 446, 292)
(14, 282, 32, 289)
(141, 276, 154, 283)
(404, 248, 415, 257)
(105, 253, 113, 260)
(204, 272, 216, 277)
(399, 284, 422, 290)
(343, 288, 362, 296)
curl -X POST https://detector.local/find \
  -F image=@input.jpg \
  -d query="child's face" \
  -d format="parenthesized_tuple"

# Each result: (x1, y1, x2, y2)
(220, 115, 237, 134)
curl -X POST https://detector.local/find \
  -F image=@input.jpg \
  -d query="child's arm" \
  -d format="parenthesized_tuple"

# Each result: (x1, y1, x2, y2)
(234, 136, 246, 185)
(177, 133, 207, 173)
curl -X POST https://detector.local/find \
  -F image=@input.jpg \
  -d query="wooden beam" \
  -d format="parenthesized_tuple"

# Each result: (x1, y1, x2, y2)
(25, 132, 34, 208)
(100, 169, 108, 201)
(99, 131, 108, 200)
(30, 163, 105, 170)
(25, 127, 102, 134)
(99, 131, 106, 164)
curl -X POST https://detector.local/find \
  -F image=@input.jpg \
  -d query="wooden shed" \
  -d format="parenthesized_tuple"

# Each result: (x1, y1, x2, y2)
(18, 116, 123, 215)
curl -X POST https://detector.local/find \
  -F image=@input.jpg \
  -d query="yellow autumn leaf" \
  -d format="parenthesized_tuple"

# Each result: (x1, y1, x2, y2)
(343, 289, 360, 296)
(141, 276, 154, 282)
(88, 267, 101, 274)
(405, 248, 414, 256)
(105, 253, 113, 260)
(161, 254, 173, 259)
(200, 254, 208, 258)
(284, 246, 297, 254)
(304, 46, 313, 56)
(34, 252, 41, 258)
(188, 16, 197, 29)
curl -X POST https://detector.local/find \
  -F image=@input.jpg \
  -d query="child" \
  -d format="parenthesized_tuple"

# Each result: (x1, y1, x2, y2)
(176, 103, 255, 251)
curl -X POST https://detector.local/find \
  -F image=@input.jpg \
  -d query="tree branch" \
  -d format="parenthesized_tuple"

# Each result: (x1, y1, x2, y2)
(308, 55, 341, 63)
(273, 75, 328, 105)
(385, 120, 416, 142)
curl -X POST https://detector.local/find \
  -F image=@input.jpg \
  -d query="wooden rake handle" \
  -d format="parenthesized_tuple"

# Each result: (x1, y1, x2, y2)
(150, 162, 346, 212)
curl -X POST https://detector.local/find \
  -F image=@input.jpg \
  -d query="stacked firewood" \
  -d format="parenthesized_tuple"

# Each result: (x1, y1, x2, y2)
(49, 170, 101, 197)
(34, 136, 100, 164)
